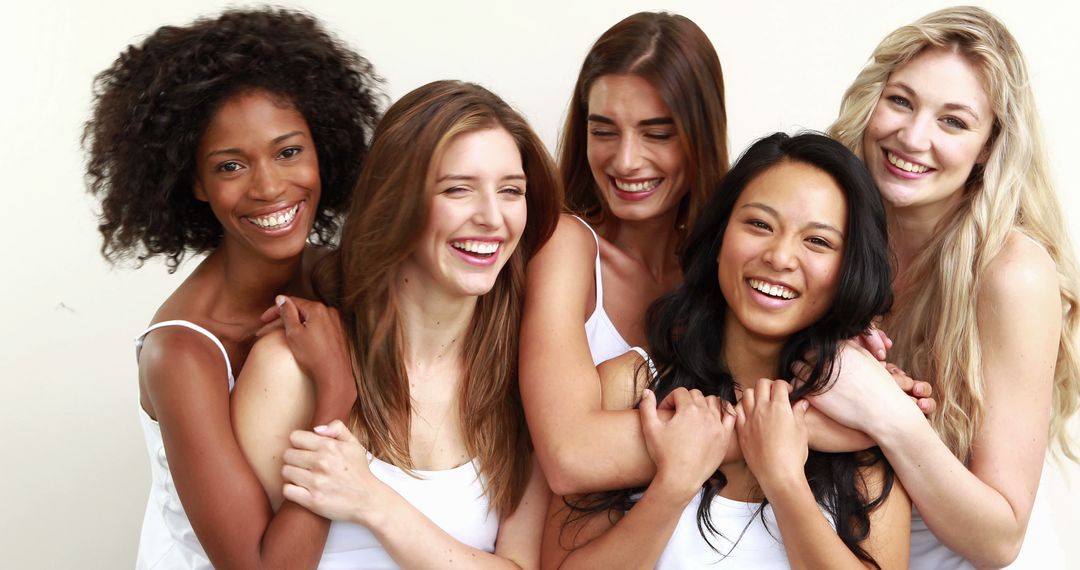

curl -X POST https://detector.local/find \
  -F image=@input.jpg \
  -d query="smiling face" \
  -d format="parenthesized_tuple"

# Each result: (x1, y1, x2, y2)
(718, 160, 847, 344)
(862, 47, 994, 221)
(399, 127, 528, 299)
(194, 89, 320, 262)
(585, 74, 687, 223)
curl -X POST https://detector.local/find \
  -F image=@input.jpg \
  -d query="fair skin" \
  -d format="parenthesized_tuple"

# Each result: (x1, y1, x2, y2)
(234, 127, 549, 569)
(542, 161, 910, 569)
(812, 47, 1060, 567)
(138, 89, 355, 569)
(521, 73, 929, 496)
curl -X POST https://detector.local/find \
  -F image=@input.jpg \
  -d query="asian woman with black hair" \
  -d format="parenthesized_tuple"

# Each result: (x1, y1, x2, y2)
(543, 133, 911, 569)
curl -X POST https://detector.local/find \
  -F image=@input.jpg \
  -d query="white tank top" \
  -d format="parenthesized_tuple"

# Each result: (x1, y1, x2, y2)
(572, 216, 632, 365)
(653, 491, 833, 569)
(317, 456, 498, 569)
(134, 320, 234, 570)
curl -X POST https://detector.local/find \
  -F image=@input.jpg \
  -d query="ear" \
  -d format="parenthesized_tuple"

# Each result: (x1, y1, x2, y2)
(193, 178, 208, 202)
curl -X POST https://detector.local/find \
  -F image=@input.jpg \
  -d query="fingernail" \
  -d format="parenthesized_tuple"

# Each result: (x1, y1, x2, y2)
(722, 401, 735, 415)
(877, 349, 886, 359)
(313, 425, 328, 433)
(276, 295, 286, 307)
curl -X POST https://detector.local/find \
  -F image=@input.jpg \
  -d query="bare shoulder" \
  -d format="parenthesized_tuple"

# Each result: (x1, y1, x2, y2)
(598, 350, 649, 411)
(235, 329, 304, 391)
(528, 214, 598, 271)
(139, 325, 231, 393)
(980, 231, 1059, 306)
(524, 213, 602, 322)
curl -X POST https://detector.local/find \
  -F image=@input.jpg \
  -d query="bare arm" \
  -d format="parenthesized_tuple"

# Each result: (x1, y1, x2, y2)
(738, 379, 910, 570)
(541, 388, 736, 569)
(808, 235, 1058, 567)
(520, 215, 656, 494)
(282, 422, 550, 569)
(141, 328, 329, 569)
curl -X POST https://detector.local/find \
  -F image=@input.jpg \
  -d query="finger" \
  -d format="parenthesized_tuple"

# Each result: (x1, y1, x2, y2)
(917, 397, 936, 416)
(255, 318, 285, 337)
(756, 378, 774, 403)
(281, 463, 313, 487)
(315, 420, 357, 443)
(656, 389, 677, 411)
(912, 379, 932, 398)
(260, 304, 281, 323)
(289, 428, 328, 451)
(772, 379, 794, 403)
(861, 329, 887, 361)
(282, 447, 320, 469)
(741, 383, 756, 413)
(282, 482, 312, 508)
(793, 399, 811, 422)
(733, 401, 746, 428)
(277, 295, 307, 333)
(639, 389, 660, 433)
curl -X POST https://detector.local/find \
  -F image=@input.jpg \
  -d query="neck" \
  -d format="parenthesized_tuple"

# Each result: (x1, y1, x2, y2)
(395, 273, 476, 371)
(886, 196, 961, 271)
(599, 208, 683, 280)
(208, 241, 306, 320)
(722, 314, 784, 391)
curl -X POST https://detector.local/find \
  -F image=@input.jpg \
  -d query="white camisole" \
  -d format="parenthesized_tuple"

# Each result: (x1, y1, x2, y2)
(572, 216, 632, 365)
(135, 320, 234, 570)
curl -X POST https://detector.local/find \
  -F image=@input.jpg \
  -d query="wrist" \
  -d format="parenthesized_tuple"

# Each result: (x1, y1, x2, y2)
(651, 470, 705, 506)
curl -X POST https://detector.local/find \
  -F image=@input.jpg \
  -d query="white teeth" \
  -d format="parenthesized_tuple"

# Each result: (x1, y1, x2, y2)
(748, 278, 797, 300)
(614, 178, 661, 193)
(249, 204, 299, 229)
(451, 240, 499, 255)
(887, 151, 929, 174)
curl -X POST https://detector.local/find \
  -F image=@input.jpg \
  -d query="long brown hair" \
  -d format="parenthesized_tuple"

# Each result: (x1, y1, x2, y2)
(559, 11, 729, 238)
(317, 80, 562, 515)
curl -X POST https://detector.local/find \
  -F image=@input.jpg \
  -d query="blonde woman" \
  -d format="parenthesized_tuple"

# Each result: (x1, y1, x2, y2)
(811, 6, 1080, 568)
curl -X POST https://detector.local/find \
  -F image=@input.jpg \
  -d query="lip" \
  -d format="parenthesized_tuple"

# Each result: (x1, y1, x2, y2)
(745, 277, 800, 309)
(447, 237, 504, 267)
(242, 200, 306, 236)
(609, 176, 661, 202)
(881, 148, 934, 181)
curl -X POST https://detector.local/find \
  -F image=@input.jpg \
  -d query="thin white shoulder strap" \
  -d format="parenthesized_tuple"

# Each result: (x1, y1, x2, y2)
(628, 346, 658, 380)
(135, 320, 236, 387)
(570, 215, 605, 304)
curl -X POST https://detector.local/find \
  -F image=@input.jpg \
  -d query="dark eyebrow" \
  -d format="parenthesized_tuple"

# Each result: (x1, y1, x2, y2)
(889, 81, 982, 123)
(436, 173, 527, 183)
(205, 131, 305, 159)
(740, 202, 844, 237)
(587, 114, 675, 128)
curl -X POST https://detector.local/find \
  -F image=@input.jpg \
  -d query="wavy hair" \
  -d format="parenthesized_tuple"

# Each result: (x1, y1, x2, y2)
(570, 133, 894, 566)
(83, 8, 382, 271)
(559, 11, 728, 241)
(315, 80, 563, 517)
(829, 6, 1080, 461)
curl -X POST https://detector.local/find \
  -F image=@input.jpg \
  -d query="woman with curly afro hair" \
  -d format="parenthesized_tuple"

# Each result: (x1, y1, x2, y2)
(83, 8, 381, 569)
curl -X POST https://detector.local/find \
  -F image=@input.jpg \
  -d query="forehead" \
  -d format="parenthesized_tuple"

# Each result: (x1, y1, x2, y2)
(586, 74, 671, 120)
(890, 47, 991, 114)
(431, 127, 523, 178)
(737, 161, 847, 231)
(201, 90, 309, 144)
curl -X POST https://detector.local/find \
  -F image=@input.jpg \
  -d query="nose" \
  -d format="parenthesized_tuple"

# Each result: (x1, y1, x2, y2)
(896, 113, 932, 153)
(473, 190, 505, 229)
(248, 161, 287, 202)
(762, 237, 798, 272)
(613, 133, 643, 174)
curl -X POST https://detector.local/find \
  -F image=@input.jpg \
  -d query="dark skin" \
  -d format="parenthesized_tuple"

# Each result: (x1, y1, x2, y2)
(137, 89, 355, 569)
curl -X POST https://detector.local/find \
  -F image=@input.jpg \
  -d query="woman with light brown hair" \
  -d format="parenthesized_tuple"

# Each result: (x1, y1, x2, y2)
(231, 80, 562, 568)
(812, 6, 1080, 568)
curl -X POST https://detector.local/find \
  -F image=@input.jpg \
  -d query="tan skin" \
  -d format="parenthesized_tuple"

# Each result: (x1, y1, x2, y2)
(542, 161, 911, 570)
(520, 74, 933, 496)
(137, 89, 354, 569)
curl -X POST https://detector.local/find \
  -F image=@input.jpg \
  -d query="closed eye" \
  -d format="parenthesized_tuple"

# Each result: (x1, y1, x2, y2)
(746, 219, 772, 232)
(806, 236, 836, 249)
(500, 185, 526, 197)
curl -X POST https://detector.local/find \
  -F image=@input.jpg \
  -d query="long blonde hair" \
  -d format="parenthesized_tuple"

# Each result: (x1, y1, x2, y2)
(316, 81, 562, 515)
(830, 6, 1080, 461)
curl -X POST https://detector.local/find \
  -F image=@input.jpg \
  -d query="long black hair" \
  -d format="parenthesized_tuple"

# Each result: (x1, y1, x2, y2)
(571, 132, 894, 566)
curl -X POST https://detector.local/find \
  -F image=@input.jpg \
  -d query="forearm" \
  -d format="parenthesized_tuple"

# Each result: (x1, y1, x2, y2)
(533, 408, 656, 495)
(764, 476, 874, 570)
(873, 421, 1031, 567)
(246, 504, 331, 570)
(366, 489, 523, 570)
(310, 378, 354, 426)
(558, 481, 691, 570)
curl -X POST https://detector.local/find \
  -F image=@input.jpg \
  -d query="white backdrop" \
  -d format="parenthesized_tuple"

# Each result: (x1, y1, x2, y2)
(1, 1, 1077, 567)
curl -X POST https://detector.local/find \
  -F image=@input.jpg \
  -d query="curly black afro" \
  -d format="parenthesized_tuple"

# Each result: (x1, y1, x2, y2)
(84, 8, 383, 271)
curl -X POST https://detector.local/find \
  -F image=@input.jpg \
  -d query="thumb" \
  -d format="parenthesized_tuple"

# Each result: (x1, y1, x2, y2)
(639, 389, 660, 434)
(793, 399, 811, 423)
(314, 419, 356, 442)
(277, 295, 305, 333)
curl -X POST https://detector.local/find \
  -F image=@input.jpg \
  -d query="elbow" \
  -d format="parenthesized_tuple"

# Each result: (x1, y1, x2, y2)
(536, 446, 589, 496)
(970, 533, 1023, 570)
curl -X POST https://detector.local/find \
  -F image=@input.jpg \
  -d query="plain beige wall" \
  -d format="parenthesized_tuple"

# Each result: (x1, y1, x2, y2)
(1, 0, 1077, 567)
